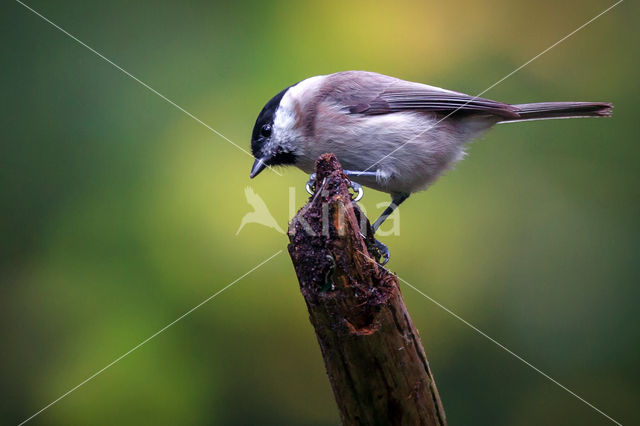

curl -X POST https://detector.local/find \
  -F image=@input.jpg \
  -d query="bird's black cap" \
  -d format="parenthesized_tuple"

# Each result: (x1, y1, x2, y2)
(251, 86, 290, 158)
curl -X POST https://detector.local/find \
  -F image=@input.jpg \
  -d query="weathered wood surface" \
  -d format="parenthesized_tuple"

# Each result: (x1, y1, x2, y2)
(287, 153, 446, 426)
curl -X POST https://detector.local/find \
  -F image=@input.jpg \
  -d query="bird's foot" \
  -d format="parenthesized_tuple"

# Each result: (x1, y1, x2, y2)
(305, 173, 317, 195)
(361, 231, 390, 266)
(306, 172, 382, 261)
(305, 172, 364, 202)
(347, 180, 364, 202)
(373, 238, 390, 266)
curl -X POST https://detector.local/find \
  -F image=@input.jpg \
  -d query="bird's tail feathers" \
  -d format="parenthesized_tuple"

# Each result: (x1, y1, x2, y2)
(499, 102, 612, 123)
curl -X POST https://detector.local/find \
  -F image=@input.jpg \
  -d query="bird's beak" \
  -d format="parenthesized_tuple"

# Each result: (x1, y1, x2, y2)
(249, 157, 269, 178)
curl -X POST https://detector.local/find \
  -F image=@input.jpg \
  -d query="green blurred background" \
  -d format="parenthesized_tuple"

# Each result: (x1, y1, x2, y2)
(1, 0, 638, 424)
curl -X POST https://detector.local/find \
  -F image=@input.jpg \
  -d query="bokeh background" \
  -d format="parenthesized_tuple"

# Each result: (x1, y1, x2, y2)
(1, 0, 638, 424)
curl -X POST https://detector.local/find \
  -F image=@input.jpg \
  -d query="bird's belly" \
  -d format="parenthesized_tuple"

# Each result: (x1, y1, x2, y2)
(298, 112, 492, 194)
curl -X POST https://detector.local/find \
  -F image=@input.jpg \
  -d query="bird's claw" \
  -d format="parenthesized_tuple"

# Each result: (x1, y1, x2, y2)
(305, 173, 317, 195)
(358, 231, 391, 265)
(360, 232, 390, 266)
(374, 238, 390, 266)
(348, 180, 364, 202)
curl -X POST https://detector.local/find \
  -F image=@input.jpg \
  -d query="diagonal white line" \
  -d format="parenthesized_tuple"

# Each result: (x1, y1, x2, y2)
(18, 250, 283, 426)
(15, 0, 283, 176)
(358, 0, 624, 175)
(397, 275, 622, 425)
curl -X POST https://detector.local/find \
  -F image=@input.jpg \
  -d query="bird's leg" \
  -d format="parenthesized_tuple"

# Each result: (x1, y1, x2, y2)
(369, 192, 409, 265)
(372, 192, 409, 232)
(342, 170, 378, 178)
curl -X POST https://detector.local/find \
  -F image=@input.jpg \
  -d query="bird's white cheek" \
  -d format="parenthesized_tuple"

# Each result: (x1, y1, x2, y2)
(273, 106, 296, 135)
(271, 107, 302, 153)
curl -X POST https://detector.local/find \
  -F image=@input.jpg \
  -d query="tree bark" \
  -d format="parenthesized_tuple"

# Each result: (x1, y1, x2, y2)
(287, 153, 447, 426)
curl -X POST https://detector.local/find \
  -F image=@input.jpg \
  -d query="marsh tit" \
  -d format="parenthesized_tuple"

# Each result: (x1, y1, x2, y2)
(249, 71, 612, 258)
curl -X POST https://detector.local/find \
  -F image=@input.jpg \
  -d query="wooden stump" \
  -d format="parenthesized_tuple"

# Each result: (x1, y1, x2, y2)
(287, 153, 446, 426)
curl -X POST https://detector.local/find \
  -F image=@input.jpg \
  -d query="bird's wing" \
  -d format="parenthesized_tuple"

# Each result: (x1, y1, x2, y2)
(328, 71, 519, 119)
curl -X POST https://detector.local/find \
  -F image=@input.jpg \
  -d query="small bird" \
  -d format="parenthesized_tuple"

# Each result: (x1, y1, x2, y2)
(249, 71, 612, 261)
(236, 186, 284, 235)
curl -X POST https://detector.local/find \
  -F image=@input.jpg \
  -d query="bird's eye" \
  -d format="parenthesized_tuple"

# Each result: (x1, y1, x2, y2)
(261, 124, 272, 137)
